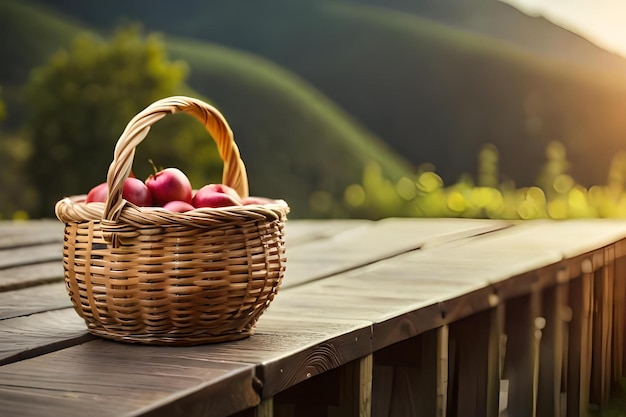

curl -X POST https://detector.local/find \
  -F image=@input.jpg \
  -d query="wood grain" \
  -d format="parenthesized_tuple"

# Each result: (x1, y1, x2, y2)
(0, 308, 91, 365)
(0, 339, 259, 417)
(0, 220, 62, 249)
(0, 243, 62, 270)
(283, 219, 371, 246)
(0, 261, 64, 292)
(460, 219, 626, 259)
(281, 218, 511, 289)
(0, 281, 71, 320)
(144, 315, 373, 399)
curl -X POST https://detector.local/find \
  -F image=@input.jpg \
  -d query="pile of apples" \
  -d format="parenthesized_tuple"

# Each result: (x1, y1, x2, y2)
(85, 167, 275, 212)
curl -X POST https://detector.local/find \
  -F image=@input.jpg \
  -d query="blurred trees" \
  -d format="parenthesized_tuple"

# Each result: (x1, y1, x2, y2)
(314, 141, 626, 220)
(0, 85, 34, 219)
(24, 26, 222, 218)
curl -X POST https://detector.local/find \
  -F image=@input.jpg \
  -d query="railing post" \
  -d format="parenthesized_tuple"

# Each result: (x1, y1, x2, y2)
(537, 268, 569, 417)
(614, 242, 626, 387)
(501, 286, 541, 417)
(255, 398, 274, 417)
(358, 354, 373, 417)
(437, 324, 449, 417)
(487, 301, 505, 417)
(567, 258, 594, 417)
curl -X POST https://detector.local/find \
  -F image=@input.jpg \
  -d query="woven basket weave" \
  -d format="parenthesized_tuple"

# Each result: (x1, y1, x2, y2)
(55, 96, 289, 345)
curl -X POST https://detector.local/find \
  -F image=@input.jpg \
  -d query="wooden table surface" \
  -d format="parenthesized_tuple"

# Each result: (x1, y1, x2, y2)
(1, 217, 626, 417)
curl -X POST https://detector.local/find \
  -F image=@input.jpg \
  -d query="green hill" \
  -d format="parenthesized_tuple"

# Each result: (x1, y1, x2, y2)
(165, 38, 412, 216)
(351, 0, 626, 73)
(0, 0, 413, 218)
(34, 0, 626, 188)
(0, 0, 80, 127)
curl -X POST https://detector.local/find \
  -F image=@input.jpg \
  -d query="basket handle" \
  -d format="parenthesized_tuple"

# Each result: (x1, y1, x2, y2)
(103, 96, 249, 223)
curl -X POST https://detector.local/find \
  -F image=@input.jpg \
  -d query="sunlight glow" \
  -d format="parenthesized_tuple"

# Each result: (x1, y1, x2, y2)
(499, 0, 626, 58)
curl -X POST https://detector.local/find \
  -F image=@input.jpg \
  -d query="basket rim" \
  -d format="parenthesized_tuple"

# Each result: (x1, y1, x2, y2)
(56, 194, 289, 226)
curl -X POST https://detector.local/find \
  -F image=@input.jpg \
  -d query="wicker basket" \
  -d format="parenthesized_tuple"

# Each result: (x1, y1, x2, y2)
(55, 96, 289, 345)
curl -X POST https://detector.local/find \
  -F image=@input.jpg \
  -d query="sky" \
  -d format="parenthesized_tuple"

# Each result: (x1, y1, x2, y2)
(499, 0, 626, 58)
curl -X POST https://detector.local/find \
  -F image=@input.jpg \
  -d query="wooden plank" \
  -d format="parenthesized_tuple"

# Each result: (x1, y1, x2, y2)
(0, 242, 62, 270)
(271, 235, 563, 354)
(0, 340, 260, 417)
(466, 219, 626, 259)
(0, 308, 92, 366)
(394, 241, 562, 310)
(281, 218, 511, 289)
(202, 315, 372, 399)
(0, 282, 71, 320)
(372, 302, 444, 353)
(284, 219, 371, 246)
(0, 220, 62, 249)
(118, 314, 372, 400)
(0, 261, 64, 292)
(48, 316, 368, 416)
(269, 273, 449, 325)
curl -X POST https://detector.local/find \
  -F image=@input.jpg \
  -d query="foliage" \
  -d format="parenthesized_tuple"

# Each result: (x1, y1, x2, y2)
(24, 26, 223, 217)
(311, 142, 626, 220)
(0, 0, 80, 130)
(0, 87, 33, 220)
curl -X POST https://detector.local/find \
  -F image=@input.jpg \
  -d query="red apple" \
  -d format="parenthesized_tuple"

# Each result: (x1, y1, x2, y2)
(163, 200, 195, 212)
(122, 177, 153, 206)
(242, 196, 276, 205)
(193, 185, 242, 208)
(86, 179, 154, 206)
(145, 168, 193, 206)
(86, 182, 108, 203)
(194, 184, 242, 203)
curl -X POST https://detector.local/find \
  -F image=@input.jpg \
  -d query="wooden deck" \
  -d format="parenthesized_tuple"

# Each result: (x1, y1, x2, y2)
(1, 218, 625, 416)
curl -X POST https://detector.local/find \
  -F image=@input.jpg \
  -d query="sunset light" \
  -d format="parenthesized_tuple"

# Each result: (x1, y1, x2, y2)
(501, 0, 626, 58)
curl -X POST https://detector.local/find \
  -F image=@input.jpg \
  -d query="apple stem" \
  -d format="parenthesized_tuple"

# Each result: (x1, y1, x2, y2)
(148, 159, 159, 176)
